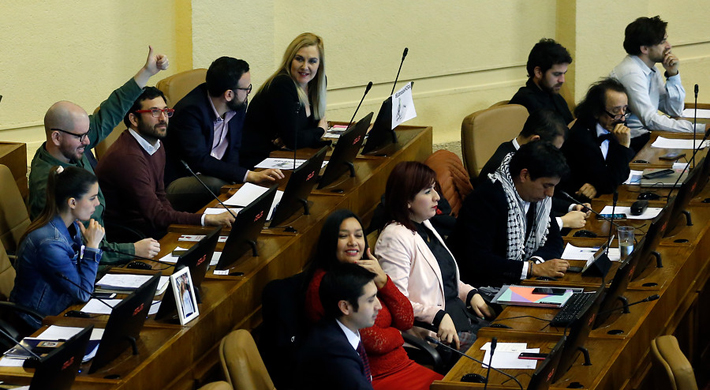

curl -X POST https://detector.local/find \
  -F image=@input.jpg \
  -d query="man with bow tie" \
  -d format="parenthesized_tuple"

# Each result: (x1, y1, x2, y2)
(561, 78, 635, 200)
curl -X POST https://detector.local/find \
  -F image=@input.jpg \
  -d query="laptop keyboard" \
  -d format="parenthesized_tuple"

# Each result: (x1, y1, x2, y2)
(550, 292, 596, 327)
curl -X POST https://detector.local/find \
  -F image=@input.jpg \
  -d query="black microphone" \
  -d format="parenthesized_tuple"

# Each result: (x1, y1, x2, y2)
(293, 102, 301, 170)
(346, 81, 373, 131)
(608, 190, 618, 253)
(390, 47, 409, 95)
(180, 160, 238, 219)
(693, 84, 699, 168)
(558, 190, 621, 228)
(596, 294, 659, 316)
(425, 336, 523, 390)
(0, 326, 42, 368)
(100, 247, 176, 269)
(483, 337, 497, 390)
(55, 272, 115, 310)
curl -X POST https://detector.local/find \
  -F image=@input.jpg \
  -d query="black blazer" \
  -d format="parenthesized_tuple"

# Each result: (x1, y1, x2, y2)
(510, 79, 574, 125)
(448, 179, 564, 287)
(241, 74, 326, 169)
(297, 318, 373, 390)
(164, 83, 248, 185)
(561, 119, 636, 197)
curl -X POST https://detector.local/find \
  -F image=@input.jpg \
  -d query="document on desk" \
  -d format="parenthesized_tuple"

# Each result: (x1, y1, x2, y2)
(562, 243, 621, 261)
(81, 299, 161, 316)
(391, 82, 417, 128)
(600, 206, 662, 220)
(254, 158, 329, 170)
(651, 136, 710, 150)
(682, 108, 710, 119)
(178, 234, 228, 243)
(479, 343, 539, 369)
(95, 274, 170, 295)
(624, 170, 643, 185)
(203, 207, 241, 215)
(223, 182, 284, 220)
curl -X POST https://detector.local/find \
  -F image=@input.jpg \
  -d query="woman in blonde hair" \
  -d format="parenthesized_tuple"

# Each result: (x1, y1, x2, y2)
(10, 166, 104, 329)
(241, 32, 329, 168)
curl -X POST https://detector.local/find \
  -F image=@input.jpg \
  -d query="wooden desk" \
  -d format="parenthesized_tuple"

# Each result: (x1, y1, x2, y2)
(0, 125, 432, 389)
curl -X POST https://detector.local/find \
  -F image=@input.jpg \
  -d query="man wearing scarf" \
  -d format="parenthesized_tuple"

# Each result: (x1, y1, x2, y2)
(449, 141, 569, 287)
(561, 78, 635, 201)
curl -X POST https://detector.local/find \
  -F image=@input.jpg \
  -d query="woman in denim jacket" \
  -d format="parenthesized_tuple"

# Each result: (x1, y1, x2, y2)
(10, 166, 105, 329)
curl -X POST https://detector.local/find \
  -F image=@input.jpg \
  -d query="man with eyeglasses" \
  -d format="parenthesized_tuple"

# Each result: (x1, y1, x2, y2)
(29, 46, 168, 264)
(610, 16, 706, 152)
(560, 78, 636, 200)
(164, 56, 284, 212)
(95, 87, 235, 241)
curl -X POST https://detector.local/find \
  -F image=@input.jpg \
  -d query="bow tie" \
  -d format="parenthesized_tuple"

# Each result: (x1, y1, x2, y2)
(597, 133, 613, 145)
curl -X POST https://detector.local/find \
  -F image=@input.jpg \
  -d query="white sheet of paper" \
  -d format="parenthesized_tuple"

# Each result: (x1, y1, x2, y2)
(203, 207, 240, 215)
(0, 357, 29, 367)
(223, 183, 270, 206)
(673, 162, 690, 170)
(682, 108, 710, 119)
(178, 235, 227, 243)
(37, 325, 104, 341)
(481, 348, 540, 370)
(211, 252, 221, 266)
(391, 82, 416, 128)
(651, 136, 709, 150)
(96, 274, 170, 294)
(562, 243, 621, 261)
(255, 158, 307, 170)
(600, 206, 662, 220)
(80, 299, 160, 316)
(624, 170, 643, 185)
(158, 246, 188, 264)
(480, 342, 528, 352)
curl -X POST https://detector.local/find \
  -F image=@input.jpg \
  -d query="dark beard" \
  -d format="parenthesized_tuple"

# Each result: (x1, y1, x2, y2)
(227, 97, 247, 112)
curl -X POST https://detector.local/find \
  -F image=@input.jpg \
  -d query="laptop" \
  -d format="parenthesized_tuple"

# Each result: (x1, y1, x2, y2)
(317, 112, 373, 189)
(176, 227, 221, 291)
(640, 168, 688, 188)
(362, 97, 399, 155)
(593, 238, 644, 328)
(28, 325, 93, 390)
(89, 273, 161, 374)
(217, 185, 277, 269)
(269, 146, 327, 228)
(527, 335, 566, 390)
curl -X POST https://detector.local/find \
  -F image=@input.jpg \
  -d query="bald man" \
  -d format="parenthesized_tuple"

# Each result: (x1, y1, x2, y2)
(29, 46, 168, 264)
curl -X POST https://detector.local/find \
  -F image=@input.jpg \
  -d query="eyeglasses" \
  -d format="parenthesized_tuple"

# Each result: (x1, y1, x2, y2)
(604, 108, 631, 121)
(234, 84, 253, 95)
(52, 128, 89, 142)
(134, 108, 175, 118)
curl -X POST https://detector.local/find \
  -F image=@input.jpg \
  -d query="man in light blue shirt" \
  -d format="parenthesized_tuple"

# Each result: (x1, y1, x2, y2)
(610, 16, 706, 152)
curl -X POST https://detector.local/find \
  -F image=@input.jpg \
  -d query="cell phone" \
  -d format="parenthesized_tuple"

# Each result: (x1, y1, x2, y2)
(597, 213, 626, 220)
(659, 152, 685, 161)
(94, 292, 117, 299)
(532, 287, 567, 295)
(519, 352, 548, 360)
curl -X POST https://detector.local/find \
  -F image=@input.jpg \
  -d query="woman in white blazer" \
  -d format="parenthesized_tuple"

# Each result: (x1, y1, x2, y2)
(376, 161, 492, 352)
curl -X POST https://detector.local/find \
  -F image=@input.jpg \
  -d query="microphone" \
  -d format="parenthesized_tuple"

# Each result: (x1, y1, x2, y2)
(558, 190, 621, 228)
(693, 84, 698, 169)
(346, 81, 373, 131)
(484, 337, 497, 390)
(390, 47, 409, 95)
(180, 160, 238, 219)
(55, 272, 115, 311)
(596, 294, 659, 316)
(0, 326, 42, 368)
(293, 102, 301, 170)
(425, 336, 523, 390)
(608, 190, 618, 250)
(101, 247, 176, 269)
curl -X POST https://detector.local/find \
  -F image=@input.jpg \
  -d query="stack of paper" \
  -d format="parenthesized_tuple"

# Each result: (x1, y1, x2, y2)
(0, 326, 104, 366)
(223, 183, 283, 220)
(95, 274, 170, 296)
(480, 342, 539, 369)
(562, 243, 621, 261)
(80, 299, 161, 316)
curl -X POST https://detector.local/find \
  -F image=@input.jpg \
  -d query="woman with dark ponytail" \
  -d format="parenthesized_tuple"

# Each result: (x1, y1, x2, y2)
(10, 166, 105, 329)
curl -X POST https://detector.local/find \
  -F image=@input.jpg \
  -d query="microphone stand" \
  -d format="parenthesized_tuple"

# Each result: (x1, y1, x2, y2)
(692, 84, 698, 169)
(294, 102, 300, 170)
(346, 81, 373, 130)
(180, 160, 238, 219)
(483, 337, 497, 390)
(558, 190, 622, 228)
(390, 48, 409, 95)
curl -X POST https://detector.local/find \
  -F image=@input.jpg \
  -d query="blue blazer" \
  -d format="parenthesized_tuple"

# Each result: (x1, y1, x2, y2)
(164, 83, 248, 185)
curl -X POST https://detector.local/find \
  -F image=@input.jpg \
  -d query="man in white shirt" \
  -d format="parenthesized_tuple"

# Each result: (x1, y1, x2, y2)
(610, 15, 706, 152)
(298, 263, 381, 390)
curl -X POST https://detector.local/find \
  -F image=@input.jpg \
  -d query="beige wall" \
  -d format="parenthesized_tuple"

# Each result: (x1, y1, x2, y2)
(2, 1, 709, 165)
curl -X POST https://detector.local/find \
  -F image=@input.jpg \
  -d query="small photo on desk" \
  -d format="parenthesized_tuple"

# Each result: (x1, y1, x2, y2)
(170, 267, 199, 325)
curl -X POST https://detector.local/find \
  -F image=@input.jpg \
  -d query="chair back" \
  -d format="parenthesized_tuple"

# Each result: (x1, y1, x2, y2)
(424, 150, 473, 217)
(198, 381, 233, 390)
(0, 240, 15, 301)
(461, 104, 528, 181)
(92, 107, 125, 161)
(0, 164, 30, 253)
(650, 335, 698, 390)
(219, 329, 275, 390)
(156, 68, 208, 106)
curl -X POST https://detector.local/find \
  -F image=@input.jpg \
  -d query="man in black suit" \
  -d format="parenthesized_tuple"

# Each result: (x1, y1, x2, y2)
(510, 39, 574, 125)
(298, 263, 381, 390)
(561, 78, 635, 200)
(164, 56, 284, 211)
(449, 142, 570, 287)
(479, 109, 588, 230)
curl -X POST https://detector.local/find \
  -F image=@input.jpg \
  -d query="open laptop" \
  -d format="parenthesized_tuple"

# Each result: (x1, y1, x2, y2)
(176, 227, 221, 292)
(632, 202, 673, 279)
(89, 273, 161, 374)
(217, 185, 277, 269)
(593, 238, 644, 328)
(640, 168, 688, 188)
(362, 97, 398, 154)
(269, 146, 327, 228)
(317, 112, 373, 189)
(27, 325, 93, 390)
(527, 335, 566, 390)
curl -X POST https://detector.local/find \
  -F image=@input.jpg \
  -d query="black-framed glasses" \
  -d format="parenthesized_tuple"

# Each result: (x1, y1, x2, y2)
(51, 128, 89, 142)
(234, 84, 253, 95)
(604, 108, 631, 121)
(134, 108, 175, 118)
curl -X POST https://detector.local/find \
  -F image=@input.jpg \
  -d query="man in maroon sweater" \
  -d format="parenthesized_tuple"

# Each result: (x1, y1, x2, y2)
(96, 87, 234, 241)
